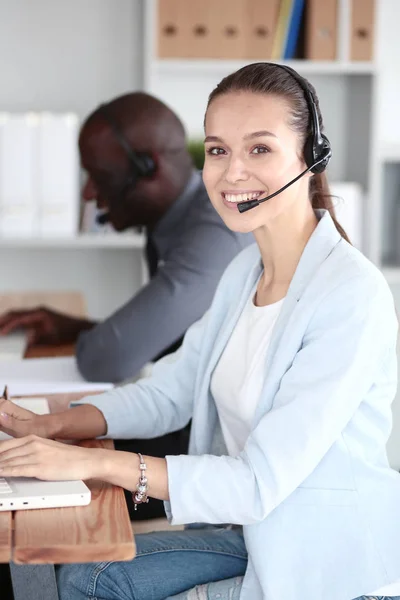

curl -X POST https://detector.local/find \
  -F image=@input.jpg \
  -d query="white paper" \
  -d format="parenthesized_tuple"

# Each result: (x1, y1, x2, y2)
(0, 332, 28, 361)
(0, 356, 113, 396)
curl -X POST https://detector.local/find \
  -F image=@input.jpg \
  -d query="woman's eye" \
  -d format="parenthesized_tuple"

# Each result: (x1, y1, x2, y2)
(206, 147, 226, 156)
(251, 146, 269, 154)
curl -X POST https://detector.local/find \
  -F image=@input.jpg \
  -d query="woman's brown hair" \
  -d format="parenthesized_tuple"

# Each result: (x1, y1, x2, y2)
(205, 62, 350, 243)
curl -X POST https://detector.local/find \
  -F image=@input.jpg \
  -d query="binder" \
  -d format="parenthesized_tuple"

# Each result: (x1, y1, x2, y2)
(305, 0, 338, 60)
(271, 0, 294, 60)
(283, 0, 305, 59)
(157, 0, 188, 58)
(182, 0, 214, 59)
(37, 113, 79, 237)
(211, 0, 246, 59)
(350, 0, 375, 61)
(244, 0, 280, 59)
(0, 113, 39, 237)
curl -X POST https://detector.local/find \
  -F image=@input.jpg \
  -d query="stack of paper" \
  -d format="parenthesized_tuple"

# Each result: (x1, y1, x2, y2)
(0, 356, 113, 397)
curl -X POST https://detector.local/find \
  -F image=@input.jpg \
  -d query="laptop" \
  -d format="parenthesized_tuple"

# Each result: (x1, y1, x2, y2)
(0, 398, 91, 511)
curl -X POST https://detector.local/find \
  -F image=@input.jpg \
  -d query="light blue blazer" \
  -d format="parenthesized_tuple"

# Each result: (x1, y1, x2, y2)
(84, 210, 400, 600)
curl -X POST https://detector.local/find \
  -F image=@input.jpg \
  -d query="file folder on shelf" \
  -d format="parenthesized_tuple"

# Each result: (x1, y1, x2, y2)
(350, 0, 375, 61)
(271, 0, 294, 60)
(305, 0, 338, 60)
(245, 0, 280, 59)
(283, 0, 305, 59)
(157, 0, 187, 58)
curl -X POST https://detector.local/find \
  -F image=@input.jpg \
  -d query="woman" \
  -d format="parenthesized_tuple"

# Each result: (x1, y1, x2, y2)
(0, 63, 399, 600)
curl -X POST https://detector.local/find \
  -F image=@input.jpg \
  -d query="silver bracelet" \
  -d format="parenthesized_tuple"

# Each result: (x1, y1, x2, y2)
(133, 452, 149, 511)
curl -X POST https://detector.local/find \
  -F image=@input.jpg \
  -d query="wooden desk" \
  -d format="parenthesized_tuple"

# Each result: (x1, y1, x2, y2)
(0, 291, 135, 599)
(1, 395, 135, 600)
(0, 290, 86, 360)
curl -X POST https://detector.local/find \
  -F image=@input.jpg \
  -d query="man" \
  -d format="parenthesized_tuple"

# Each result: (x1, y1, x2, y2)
(0, 92, 252, 518)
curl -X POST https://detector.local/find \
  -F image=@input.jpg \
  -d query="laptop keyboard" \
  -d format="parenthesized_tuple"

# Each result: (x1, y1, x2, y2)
(0, 478, 12, 494)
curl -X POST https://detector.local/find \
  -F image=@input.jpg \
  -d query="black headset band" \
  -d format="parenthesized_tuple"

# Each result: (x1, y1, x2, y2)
(97, 103, 155, 178)
(271, 64, 323, 147)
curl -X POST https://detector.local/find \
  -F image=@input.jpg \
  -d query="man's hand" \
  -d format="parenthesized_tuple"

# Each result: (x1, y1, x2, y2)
(0, 399, 54, 439)
(0, 306, 96, 345)
(0, 435, 108, 481)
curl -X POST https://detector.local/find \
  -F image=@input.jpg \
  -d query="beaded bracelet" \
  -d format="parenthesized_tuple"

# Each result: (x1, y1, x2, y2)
(133, 453, 149, 511)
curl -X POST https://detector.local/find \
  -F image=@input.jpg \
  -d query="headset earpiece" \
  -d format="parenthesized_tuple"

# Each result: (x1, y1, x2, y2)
(134, 152, 156, 178)
(304, 133, 332, 174)
(97, 103, 156, 180)
(270, 64, 332, 175)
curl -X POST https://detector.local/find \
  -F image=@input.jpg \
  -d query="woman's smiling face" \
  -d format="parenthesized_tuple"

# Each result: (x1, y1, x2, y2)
(203, 91, 312, 234)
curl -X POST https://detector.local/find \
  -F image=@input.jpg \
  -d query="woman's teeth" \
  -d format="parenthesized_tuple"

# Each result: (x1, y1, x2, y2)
(224, 192, 262, 203)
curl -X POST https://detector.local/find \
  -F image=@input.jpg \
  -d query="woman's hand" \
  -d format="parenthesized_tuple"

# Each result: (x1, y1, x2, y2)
(0, 399, 53, 439)
(0, 435, 109, 481)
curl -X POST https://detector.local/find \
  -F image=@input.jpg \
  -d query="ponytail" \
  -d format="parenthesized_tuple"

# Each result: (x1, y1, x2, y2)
(310, 173, 351, 244)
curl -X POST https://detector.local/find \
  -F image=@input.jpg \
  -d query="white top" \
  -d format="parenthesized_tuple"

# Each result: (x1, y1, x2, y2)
(211, 282, 284, 456)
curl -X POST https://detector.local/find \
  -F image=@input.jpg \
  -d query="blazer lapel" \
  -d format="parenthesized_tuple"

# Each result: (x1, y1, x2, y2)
(252, 210, 342, 424)
(191, 251, 263, 454)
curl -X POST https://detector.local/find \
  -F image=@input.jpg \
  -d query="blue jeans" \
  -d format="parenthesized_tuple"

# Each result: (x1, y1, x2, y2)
(56, 526, 400, 600)
(57, 526, 247, 600)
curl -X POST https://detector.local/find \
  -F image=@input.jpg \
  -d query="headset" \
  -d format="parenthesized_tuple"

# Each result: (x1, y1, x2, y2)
(237, 63, 332, 213)
(95, 103, 157, 224)
(97, 103, 156, 181)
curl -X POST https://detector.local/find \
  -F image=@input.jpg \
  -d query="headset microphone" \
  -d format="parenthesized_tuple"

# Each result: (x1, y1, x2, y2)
(96, 212, 111, 225)
(237, 156, 328, 214)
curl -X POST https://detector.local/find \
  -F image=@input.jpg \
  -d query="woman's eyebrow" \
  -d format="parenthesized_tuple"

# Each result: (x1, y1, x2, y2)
(204, 135, 223, 143)
(204, 130, 277, 144)
(243, 130, 277, 140)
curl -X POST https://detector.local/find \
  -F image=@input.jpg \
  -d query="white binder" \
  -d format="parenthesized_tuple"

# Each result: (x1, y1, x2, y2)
(0, 113, 39, 237)
(37, 112, 79, 237)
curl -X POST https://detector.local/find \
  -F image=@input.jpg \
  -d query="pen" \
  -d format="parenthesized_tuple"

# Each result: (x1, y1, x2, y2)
(2, 385, 8, 401)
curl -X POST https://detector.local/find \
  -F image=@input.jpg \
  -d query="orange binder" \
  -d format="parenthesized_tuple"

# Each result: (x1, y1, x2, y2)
(244, 0, 281, 59)
(157, 0, 188, 58)
(350, 0, 375, 61)
(305, 0, 338, 60)
(210, 0, 246, 59)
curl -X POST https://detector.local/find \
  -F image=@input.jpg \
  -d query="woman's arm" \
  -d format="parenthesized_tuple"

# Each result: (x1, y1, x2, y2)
(0, 311, 209, 442)
(0, 436, 170, 501)
(0, 402, 108, 440)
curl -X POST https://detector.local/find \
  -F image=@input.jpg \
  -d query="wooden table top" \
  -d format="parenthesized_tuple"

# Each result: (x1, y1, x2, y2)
(0, 392, 136, 565)
(0, 289, 136, 565)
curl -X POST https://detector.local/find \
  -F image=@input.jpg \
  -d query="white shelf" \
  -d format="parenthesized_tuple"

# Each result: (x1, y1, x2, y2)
(0, 233, 145, 249)
(151, 59, 377, 77)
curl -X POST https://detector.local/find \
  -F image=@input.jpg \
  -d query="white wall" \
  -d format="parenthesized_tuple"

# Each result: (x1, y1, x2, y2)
(0, 0, 144, 317)
(0, 0, 143, 119)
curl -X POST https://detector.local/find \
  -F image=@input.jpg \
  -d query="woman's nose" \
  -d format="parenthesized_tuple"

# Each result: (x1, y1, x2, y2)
(223, 156, 250, 184)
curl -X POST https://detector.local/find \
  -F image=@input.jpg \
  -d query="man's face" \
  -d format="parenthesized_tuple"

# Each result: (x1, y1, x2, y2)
(79, 121, 155, 231)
